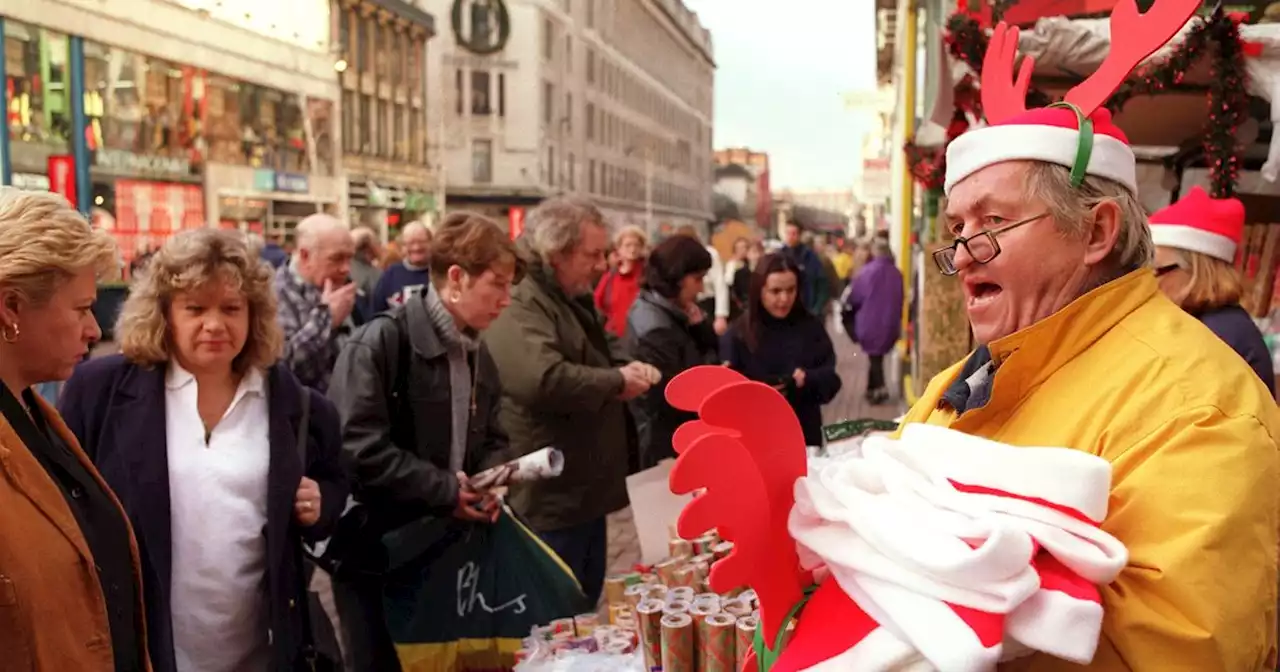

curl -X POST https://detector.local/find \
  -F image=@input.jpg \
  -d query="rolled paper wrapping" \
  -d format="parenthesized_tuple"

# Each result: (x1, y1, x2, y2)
(641, 573, 661, 585)
(712, 541, 734, 560)
(645, 584, 671, 602)
(735, 615, 759, 671)
(663, 599, 692, 616)
(694, 534, 719, 555)
(673, 565, 699, 589)
(739, 589, 758, 608)
(574, 613, 600, 636)
(661, 612, 696, 672)
(467, 446, 565, 490)
(668, 587, 696, 603)
(669, 538, 694, 558)
(637, 599, 665, 670)
(615, 614, 637, 632)
(700, 612, 738, 672)
(624, 583, 651, 609)
(655, 557, 684, 585)
(608, 603, 633, 625)
(605, 639, 634, 655)
(722, 598, 753, 618)
(549, 618, 576, 636)
(603, 575, 629, 605)
(693, 593, 722, 613)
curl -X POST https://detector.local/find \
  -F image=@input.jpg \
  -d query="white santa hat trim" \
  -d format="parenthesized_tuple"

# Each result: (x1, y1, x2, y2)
(944, 124, 1138, 196)
(1149, 223, 1237, 263)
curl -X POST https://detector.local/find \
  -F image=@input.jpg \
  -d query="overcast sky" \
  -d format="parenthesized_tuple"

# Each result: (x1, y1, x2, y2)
(684, 0, 878, 191)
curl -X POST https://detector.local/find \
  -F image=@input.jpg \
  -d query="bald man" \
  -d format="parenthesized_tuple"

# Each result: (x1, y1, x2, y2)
(273, 213, 358, 391)
(370, 221, 432, 313)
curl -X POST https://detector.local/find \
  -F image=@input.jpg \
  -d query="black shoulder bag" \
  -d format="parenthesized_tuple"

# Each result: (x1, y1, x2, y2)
(294, 392, 342, 672)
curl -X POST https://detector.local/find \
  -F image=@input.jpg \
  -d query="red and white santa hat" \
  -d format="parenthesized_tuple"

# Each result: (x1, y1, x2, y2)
(1148, 186, 1245, 263)
(945, 106, 1137, 196)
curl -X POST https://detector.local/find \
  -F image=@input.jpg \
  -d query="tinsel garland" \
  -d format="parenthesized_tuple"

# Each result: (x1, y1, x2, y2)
(908, 10, 1250, 197)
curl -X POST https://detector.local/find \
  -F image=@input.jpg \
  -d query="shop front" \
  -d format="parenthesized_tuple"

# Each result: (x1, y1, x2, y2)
(206, 163, 342, 247)
(348, 175, 438, 241)
(2, 18, 73, 190)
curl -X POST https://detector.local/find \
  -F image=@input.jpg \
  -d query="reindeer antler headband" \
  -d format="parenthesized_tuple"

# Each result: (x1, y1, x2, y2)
(944, 0, 1202, 195)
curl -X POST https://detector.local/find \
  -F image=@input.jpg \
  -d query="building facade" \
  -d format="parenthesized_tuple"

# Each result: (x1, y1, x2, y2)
(333, 0, 439, 239)
(1, 0, 342, 269)
(422, 0, 715, 239)
(712, 147, 770, 232)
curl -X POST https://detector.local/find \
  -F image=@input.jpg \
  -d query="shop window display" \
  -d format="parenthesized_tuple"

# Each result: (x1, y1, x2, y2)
(4, 20, 71, 149)
(82, 42, 202, 166)
(203, 75, 316, 173)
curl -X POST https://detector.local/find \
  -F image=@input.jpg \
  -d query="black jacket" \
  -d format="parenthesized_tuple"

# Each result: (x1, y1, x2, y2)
(623, 290, 719, 469)
(327, 292, 509, 531)
(58, 356, 348, 672)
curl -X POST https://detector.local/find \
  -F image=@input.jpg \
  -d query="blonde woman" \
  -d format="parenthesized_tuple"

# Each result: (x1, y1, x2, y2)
(60, 228, 348, 672)
(1149, 188, 1274, 396)
(594, 225, 648, 337)
(0, 188, 148, 671)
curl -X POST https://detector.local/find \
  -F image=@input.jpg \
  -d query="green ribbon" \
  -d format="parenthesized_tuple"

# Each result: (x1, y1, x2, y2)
(1047, 101, 1094, 189)
(753, 585, 818, 672)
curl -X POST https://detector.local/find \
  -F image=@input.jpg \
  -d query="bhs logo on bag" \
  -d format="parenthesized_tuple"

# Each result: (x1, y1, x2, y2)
(456, 561, 528, 617)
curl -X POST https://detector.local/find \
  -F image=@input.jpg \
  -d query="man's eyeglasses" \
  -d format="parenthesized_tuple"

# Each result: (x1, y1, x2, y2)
(932, 213, 1051, 276)
(1154, 263, 1181, 277)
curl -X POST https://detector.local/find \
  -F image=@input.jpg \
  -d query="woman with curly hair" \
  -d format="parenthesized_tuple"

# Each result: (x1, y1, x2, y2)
(60, 228, 348, 672)
(0, 187, 148, 671)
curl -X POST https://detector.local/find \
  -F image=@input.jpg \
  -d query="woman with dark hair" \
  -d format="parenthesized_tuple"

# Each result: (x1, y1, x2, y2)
(624, 235, 719, 469)
(721, 253, 841, 446)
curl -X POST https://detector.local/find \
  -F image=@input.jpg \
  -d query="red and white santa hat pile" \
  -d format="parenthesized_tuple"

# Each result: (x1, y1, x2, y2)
(1148, 186, 1245, 263)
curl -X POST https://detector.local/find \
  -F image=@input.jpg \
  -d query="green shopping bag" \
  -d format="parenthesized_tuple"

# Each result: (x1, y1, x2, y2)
(381, 504, 588, 672)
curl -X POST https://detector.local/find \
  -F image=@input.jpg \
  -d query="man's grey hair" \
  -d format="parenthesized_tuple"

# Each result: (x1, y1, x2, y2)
(1024, 162, 1153, 274)
(525, 196, 606, 262)
(870, 237, 894, 259)
(350, 226, 379, 254)
(401, 221, 431, 240)
(294, 213, 349, 252)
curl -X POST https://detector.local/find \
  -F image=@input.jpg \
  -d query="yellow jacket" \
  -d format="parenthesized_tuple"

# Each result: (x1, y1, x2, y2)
(900, 270, 1280, 671)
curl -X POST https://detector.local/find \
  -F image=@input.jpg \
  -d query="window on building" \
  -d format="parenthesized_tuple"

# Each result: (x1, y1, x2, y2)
(472, 139, 493, 183)
(375, 21, 391, 82)
(585, 102, 594, 140)
(471, 70, 491, 115)
(564, 35, 572, 72)
(586, 49, 595, 84)
(339, 9, 352, 61)
(410, 104, 423, 164)
(568, 153, 576, 190)
(341, 90, 356, 153)
(455, 69, 464, 115)
(358, 15, 373, 73)
(498, 73, 506, 117)
(543, 81, 554, 125)
(377, 99, 390, 157)
(547, 145, 556, 186)
(391, 29, 403, 86)
(564, 93, 572, 133)
(588, 158, 596, 193)
(586, 0, 595, 27)
(394, 103, 406, 160)
(543, 17, 554, 60)
(359, 94, 372, 152)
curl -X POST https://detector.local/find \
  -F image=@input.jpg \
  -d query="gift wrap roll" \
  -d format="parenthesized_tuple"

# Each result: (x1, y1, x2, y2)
(605, 639, 634, 656)
(663, 599, 692, 616)
(574, 612, 600, 636)
(739, 589, 758, 608)
(669, 537, 694, 558)
(722, 598, 753, 618)
(549, 618, 576, 636)
(661, 612, 696, 672)
(655, 557, 684, 585)
(735, 615, 759, 671)
(712, 541, 734, 560)
(608, 602, 632, 625)
(694, 534, 719, 555)
(700, 612, 738, 672)
(603, 575, 629, 605)
(690, 599, 720, 625)
(668, 586, 696, 603)
(624, 583, 651, 609)
(693, 593, 722, 613)
(673, 564, 700, 589)
(636, 599, 666, 670)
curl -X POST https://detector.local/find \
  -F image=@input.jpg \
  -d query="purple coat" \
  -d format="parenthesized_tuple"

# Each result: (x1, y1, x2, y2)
(843, 256, 904, 356)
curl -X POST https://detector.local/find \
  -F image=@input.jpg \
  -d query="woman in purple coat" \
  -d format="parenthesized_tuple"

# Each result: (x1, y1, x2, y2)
(842, 237, 903, 404)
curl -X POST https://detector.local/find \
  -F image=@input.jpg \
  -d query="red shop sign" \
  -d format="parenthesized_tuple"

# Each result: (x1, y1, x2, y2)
(508, 207, 526, 240)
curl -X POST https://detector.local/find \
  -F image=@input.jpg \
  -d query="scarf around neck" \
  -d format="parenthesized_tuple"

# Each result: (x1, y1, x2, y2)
(423, 283, 480, 473)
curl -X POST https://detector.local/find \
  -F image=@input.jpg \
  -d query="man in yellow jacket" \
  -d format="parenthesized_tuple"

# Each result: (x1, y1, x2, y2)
(907, 22, 1280, 670)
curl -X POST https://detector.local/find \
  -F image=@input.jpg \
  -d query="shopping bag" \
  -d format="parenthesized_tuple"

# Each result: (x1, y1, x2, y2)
(381, 504, 588, 672)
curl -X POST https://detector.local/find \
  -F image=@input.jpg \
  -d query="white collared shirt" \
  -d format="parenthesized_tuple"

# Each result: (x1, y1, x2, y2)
(165, 363, 273, 672)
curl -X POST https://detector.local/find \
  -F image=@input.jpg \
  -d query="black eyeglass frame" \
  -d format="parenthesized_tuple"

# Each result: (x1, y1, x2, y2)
(933, 212, 1052, 276)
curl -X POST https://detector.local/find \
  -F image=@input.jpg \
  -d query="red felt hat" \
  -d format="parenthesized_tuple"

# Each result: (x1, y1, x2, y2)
(1148, 186, 1245, 263)
(945, 2, 1202, 197)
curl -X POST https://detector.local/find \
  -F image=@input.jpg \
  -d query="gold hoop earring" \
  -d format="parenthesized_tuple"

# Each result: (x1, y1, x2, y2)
(449, 290, 462, 304)
(0, 323, 18, 343)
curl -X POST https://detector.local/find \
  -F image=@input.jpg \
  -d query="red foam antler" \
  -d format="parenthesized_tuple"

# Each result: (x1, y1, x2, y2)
(666, 366, 810, 646)
(1063, 0, 1201, 116)
(980, 22, 1033, 124)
